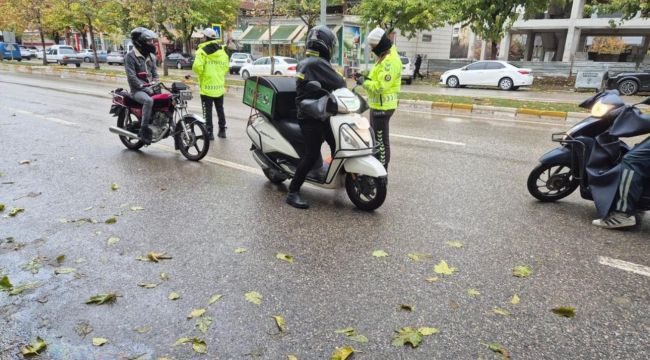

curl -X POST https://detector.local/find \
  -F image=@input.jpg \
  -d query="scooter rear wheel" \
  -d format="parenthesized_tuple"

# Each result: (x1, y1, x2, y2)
(527, 162, 579, 202)
(263, 168, 288, 184)
(345, 173, 387, 211)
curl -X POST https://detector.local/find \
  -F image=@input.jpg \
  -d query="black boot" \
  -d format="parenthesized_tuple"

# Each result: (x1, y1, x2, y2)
(286, 191, 309, 209)
(138, 125, 152, 145)
(207, 128, 214, 141)
(217, 127, 226, 138)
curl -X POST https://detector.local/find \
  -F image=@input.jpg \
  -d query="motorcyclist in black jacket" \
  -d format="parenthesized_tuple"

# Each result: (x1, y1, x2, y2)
(286, 25, 347, 209)
(124, 27, 159, 145)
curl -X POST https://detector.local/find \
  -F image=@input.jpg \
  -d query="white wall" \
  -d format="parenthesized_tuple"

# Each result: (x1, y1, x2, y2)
(393, 26, 453, 61)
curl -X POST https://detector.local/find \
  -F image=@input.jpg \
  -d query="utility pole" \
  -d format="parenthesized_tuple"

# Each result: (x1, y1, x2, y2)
(320, 0, 326, 26)
(269, 0, 275, 74)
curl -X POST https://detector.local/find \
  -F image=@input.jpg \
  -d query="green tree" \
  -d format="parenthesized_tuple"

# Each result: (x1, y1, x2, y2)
(353, 0, 447, 39)
(448, 0, 550, 59)
(279, 0, 342, 31)
(1, 0, 57, 64)
(49, 0, 123, 69)
(584, 0, 649, 20)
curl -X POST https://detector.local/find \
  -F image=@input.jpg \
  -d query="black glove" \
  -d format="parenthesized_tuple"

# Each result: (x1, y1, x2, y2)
(355, 76, 365, 86)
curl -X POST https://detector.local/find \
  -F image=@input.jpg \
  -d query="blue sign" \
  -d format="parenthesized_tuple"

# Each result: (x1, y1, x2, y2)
(211, 24, 223, 41)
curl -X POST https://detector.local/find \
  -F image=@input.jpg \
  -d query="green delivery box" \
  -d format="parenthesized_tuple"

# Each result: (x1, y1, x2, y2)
(243, 78, 275, 117)
(242, 76, 298, 121)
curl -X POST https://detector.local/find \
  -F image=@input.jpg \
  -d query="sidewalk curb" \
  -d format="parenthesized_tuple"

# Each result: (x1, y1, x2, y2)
(2, 63, 584, 124)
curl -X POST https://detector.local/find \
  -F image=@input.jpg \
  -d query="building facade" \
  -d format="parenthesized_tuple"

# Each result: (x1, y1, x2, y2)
(499, 0, 650, 63)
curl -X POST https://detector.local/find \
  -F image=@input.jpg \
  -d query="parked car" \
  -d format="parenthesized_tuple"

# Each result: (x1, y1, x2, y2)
(45, 47, 82, 67)
(239, 56, 297, 79)
(18, 45, 36, 59)
(229, 52, 254, 74)
(166, 52, 194, 69)
(77, 49, 108, 63)
(605, 70, 650, 96)
(440, 60, 533, 91)
(107, 51, 125, 65)
(0, 42, 22, 61)
(401, 56, 415, 85)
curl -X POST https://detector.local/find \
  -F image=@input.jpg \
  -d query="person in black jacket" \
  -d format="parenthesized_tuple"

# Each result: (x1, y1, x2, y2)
(286, 25, 347, 209)
(414, 54, 424, 80)
(124, 27, 159, 145)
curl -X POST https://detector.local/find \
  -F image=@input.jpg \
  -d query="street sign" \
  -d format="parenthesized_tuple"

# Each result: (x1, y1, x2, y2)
(211, 24, 223, 42)
(575, 70, 607, 91)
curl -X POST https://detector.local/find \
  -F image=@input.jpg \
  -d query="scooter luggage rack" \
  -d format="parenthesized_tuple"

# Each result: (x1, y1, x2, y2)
(551, 132, 588, 185)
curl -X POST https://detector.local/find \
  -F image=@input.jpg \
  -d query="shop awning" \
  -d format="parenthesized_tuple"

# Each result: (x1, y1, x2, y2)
(240, 24, 305, 45)
(295, 24, 341, 46)
(268, 24, 302, 44)
(239, 25, 269, 45)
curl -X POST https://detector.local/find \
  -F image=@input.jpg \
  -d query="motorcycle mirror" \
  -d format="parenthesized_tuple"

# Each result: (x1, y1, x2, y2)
(137, 72, 148, 80)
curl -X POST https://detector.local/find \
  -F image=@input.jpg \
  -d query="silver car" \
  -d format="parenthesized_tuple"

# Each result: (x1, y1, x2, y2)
(107, 51, 125, 65)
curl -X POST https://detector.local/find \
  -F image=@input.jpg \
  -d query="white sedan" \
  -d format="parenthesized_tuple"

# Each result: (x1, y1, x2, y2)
(240, 56, 297, 79)
(440, 61, 533, 91)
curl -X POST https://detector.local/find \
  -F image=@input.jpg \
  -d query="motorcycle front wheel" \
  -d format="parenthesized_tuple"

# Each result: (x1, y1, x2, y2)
(175, 119, 209, 161)
(527, 162, 579, 202)
(117, 110, 144, 150)
(345, 173, 387, 211)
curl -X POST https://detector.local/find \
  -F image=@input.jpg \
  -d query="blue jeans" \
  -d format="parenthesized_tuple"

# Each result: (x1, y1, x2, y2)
(132, 91, 153, 128)
(614, 137, 650, 214)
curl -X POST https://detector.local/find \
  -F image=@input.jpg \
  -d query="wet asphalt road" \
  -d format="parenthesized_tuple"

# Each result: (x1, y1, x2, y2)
(0, 71, 649, 360)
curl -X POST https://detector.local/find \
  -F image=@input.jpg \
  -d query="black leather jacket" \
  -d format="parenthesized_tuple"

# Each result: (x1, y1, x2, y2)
(295, 56, 346, 120)
(124, 49, 159, 93)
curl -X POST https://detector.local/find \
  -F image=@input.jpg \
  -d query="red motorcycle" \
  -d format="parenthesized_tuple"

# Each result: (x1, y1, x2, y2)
(108, 75, 209, 161)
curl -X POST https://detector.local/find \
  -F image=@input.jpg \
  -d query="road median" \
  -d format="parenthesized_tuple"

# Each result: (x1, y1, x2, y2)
(1, 62, 584, 123)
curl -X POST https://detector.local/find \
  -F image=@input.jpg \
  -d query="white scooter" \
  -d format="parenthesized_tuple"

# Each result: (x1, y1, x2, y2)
(244, 76, 388, 211)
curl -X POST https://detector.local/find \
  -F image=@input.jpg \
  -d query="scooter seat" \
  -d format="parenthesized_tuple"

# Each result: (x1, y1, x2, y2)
(273, 118, 303, 146)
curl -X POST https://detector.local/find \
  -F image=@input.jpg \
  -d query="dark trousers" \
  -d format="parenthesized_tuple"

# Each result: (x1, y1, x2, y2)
(288, 119, 335, 193)
(200, 94, 226, 133)
(614, 137, 650, 214)
(370, 109, 394, 170)
(414, 64, 423, 79)
(132, 91, 153, 127)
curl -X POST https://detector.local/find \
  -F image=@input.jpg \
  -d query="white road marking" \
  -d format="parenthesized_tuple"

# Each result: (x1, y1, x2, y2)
(153, 143, 263, 176)
(392, 133, 466, 146)
(598, 256, 650, 278)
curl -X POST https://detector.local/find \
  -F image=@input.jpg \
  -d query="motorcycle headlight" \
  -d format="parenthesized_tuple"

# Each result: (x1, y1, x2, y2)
(591, 100, 615, 118)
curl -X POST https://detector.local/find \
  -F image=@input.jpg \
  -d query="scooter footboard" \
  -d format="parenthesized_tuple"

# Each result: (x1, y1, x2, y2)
(344, 156, 387, 177)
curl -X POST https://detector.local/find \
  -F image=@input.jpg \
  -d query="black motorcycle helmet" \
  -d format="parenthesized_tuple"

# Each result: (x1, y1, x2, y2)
(131, 27, 158, 56)
(306, 25, 338, 61)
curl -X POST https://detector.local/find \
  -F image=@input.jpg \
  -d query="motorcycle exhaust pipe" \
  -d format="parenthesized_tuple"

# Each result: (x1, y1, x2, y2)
(109, 126, 139, 139)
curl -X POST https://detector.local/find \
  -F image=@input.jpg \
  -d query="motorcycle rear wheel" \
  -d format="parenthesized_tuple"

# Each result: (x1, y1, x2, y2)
(117, 110, 145, 150)
(345, 173, 387, 211)
(527, 162, 579, 202)
(176, 119, 209, 161)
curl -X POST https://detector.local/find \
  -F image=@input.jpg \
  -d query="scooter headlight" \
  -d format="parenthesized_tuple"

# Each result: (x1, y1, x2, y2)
(341, 127, 361, 148)
(591, 100, 615, 118)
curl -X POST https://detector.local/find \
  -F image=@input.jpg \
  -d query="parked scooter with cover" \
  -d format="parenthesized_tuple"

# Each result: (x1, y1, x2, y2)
(527, 90, 650, 217)
(244, 76, 388, 211)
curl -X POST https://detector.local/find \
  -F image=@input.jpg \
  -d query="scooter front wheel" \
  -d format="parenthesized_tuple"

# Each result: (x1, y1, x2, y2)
(345, 173, 387, 211)
(527, 162, 579, 202)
